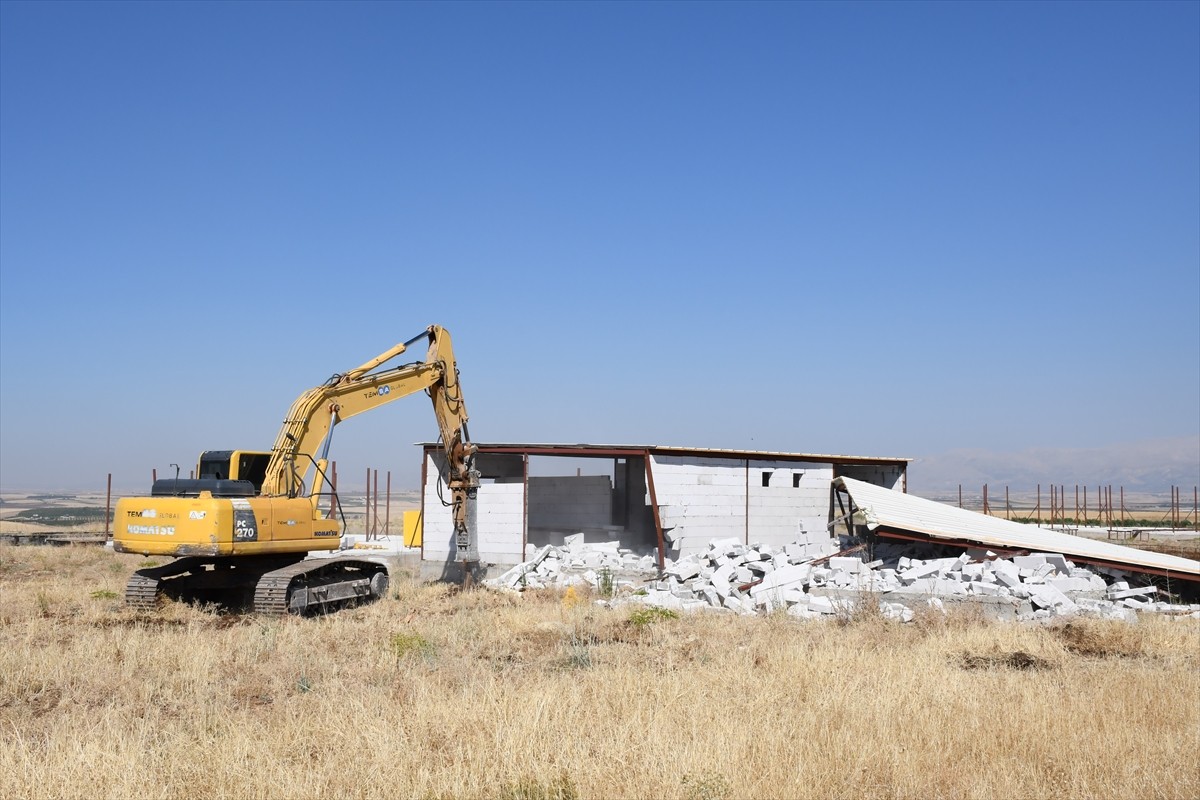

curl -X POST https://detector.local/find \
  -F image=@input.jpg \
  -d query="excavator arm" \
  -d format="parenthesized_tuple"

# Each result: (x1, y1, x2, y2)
(262, 325, 479, 561)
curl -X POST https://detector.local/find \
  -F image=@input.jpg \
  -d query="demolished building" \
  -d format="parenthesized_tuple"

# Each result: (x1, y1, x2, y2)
(833, 476, 1200, 584)
(418, 443, 909, 568)
(415, 441, 1198, 612)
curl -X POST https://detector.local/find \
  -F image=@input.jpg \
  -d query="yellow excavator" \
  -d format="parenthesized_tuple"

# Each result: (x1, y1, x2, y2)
(113, 325, 479, 614)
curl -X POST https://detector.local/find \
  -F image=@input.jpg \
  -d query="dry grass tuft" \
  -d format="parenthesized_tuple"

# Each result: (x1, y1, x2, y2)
(958, 650, 1057, 671)
(1, 544, 1198, 800)
(1053, 619, 1148, 659)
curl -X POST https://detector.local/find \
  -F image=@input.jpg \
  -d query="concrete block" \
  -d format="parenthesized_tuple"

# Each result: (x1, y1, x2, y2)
(707, 537, 743, 556)
(1030, 584, 1077, 613)
(785, 542, 810, 561)
(962, 563, 985, 580)
(829, 556, 863, 574)
(1107, 585, 1157, 600)
(723, 595, 755, 615)
(899, 561, 943, 582)
(808, 595, 836, 614)
(1014, 555, 1047, 571)
(933, 578, 968, 596)
(1033, 553, 1071, 573)
(667, 558, 701, 581)
(1048, 577, 1091, 594)
(749, 564, 812, 597)
(880, 602, 914, 623)
(992, 560, 1023, 589)
(782, 588, 807, 604)
(1033, 563, 1056, 580)
(641, 590, 684, 610)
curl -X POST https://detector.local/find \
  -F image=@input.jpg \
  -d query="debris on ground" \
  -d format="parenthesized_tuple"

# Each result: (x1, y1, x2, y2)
(485, 535, 1200, 623)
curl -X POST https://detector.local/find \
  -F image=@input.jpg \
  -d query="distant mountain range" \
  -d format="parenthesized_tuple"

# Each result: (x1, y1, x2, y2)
(909, 435, 1200, 498)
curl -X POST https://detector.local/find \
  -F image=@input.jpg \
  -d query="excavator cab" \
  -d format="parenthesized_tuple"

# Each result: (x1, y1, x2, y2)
(197, 450, 270, 490)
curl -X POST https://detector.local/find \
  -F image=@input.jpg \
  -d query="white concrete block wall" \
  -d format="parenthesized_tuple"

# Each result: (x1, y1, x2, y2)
(651, 456, 748, 558)
(422, 454, 525, 564)
(649, 456, 838, 557)
(748, 461, 834, 551)
(421, 453, 455, 563)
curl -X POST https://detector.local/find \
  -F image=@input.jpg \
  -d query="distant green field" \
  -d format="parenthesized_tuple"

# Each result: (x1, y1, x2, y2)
(10, 507, 108, 526)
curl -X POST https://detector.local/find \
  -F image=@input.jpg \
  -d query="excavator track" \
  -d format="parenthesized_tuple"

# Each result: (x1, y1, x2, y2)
(125, 572, 165, 611)
(123, 555, 388, 614)
(252, 557, 389, 615)
(124, 557, 206, 611)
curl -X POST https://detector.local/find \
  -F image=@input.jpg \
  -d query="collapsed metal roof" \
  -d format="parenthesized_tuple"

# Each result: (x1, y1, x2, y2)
(419, 442, 910, 466)
(834, 476, 1200, 582)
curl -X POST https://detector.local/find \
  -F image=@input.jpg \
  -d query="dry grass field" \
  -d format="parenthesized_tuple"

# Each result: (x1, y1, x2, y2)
(1, 545, 1198, 800)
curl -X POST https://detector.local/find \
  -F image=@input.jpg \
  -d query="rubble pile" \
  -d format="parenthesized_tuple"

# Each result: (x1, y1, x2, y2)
(489, 533, 657, 593)
(486, 534, 1200, 623)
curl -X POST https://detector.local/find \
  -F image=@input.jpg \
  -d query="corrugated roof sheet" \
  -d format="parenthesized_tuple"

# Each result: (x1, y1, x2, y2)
(418, 442, 910, 464)
(834, 476, 1200, 579)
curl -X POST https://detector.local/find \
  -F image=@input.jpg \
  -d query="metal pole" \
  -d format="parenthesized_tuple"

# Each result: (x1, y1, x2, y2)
(105, 473, 112, 540)
(384, 471, 391, 536)
(983, 484, 989, 516)
(1120, 486, 1125, 526)
(1037, 484, 1041, 526)
(958, 484, 962, 509)
(373, 469, 380, 540)
(330, 461, 338, 519)
(644, 451, 666, 571)
(521, 454, 529, 562)
(365, 467, 371, 539)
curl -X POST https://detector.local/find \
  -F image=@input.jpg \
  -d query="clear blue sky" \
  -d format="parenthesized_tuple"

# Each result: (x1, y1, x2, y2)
(1, 1, 1197, 492)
